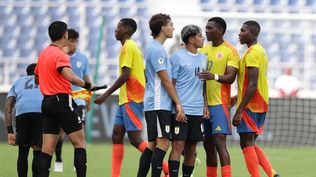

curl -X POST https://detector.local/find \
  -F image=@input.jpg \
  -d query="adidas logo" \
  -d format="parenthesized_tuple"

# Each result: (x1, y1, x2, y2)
(215, 126, 222, 131)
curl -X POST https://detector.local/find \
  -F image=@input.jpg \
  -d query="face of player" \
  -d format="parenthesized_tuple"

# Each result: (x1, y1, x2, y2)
(192, 33, 205, 48)
(68, 38, 78, 55)
(162, 19, 174, 39)
(205, 21, 222, 42)
(115, 21, 126, 41)
(239, 24, 252, 45)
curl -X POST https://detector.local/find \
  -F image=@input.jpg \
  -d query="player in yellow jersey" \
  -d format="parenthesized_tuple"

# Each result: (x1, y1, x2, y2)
(94, 18, 148, 177)
(198, 17, 239, 177)
(232, 20, 280, 177)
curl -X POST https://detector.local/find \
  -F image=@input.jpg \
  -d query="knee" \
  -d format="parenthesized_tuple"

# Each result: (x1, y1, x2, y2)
(112, 132, 124, 144)
(156, 138, 169, 151)
(128, 136, 142, 148)
(172, 141, 185, 154)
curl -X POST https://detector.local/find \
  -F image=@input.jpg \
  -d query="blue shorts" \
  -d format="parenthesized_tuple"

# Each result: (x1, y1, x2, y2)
(237, 109, 266, 134)
(204, 105, 232, 136)
(114, 101, 144, 131)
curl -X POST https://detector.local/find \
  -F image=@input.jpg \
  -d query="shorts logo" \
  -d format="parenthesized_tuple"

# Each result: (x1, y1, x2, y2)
(158, 57, 164, 64)
(165, 125, 170, 133)
(215, 125, 222, 131)
(174, 127, 180, 134)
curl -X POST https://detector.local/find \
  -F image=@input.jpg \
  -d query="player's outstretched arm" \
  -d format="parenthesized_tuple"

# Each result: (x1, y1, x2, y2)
(233, 67, 258, 126)
(4, 96, 16, 145)
(158, 70, 186, 123)
(198, 66, 237, 84)
(94, 67, 130, 105)
(61, 67, 95, 90)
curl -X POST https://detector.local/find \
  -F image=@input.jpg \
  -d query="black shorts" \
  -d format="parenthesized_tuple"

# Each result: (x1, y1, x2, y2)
(171, 114, 204, 142)
(42, 94, 82, 135)
(75, 105, 87, 124)
(16, 112, 43, 147)
(145, 110, 171, 142)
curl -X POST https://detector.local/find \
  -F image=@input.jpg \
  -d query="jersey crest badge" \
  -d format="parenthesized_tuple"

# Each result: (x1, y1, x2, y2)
(158, 57, 164, 64)
(175, 127, 180, 134)
(76, 61, 82, 68)
(216, 52, 223, 59)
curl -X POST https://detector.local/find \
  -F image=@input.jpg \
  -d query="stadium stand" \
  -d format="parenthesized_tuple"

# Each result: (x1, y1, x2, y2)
(0, 0, 316, 98)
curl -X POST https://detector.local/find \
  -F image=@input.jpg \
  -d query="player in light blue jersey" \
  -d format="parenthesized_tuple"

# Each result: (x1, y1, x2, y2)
(137, 13, 185, 177)
(168, 25, 209, 177)
(53, 29, 92, 172)
(5, 63, 44, 177)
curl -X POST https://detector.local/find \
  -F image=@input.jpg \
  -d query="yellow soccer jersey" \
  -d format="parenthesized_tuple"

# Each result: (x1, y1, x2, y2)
(119, 39, 145, 105)
(199, 41, 239, 107)
(237, 43, 269, 113)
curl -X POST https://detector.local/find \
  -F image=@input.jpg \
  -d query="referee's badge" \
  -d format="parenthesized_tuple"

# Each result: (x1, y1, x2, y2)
(165, 125, 170, 133)
(76, 61, 82, 68)
(175, 127, 180, 135)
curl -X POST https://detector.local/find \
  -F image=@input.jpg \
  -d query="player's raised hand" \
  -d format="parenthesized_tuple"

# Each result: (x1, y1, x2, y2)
(8, 133, 16, 146)
(175, 104, 187, 123)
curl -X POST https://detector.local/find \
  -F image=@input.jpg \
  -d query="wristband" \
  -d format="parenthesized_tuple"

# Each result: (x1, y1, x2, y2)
(7, 126, 14, 134)
(214, 74, 219, 81)
(83, 82, 91, 90)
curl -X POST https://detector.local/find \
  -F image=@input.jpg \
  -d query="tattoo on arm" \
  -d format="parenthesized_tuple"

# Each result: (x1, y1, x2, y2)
(4, 96, 16, 127)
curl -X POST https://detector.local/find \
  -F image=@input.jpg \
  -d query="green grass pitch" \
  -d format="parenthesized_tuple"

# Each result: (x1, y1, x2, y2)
(0, 143, 315, 177)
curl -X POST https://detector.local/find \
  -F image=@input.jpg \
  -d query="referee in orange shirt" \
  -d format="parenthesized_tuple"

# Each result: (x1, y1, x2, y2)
(34, 21, 95, 177)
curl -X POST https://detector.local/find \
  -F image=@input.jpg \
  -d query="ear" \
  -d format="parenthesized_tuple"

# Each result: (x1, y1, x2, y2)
(189, 36, 195, 44)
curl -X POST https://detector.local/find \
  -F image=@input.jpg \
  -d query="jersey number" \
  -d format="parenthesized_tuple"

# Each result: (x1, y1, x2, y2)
(25, 78, 38, 89)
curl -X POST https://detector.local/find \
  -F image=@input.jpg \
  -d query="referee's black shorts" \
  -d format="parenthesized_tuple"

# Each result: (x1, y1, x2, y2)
(42, 94, 82, 135)
(16, 112, 43, 147)
(170, 114, 204, 142)
(145, 110, 172, 142)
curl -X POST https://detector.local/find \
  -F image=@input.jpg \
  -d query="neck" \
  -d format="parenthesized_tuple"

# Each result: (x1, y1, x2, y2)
(155, 35, 167, 45)
(120, 36, 130, 45)
(50, 41, 64, 49)
(185, 44, 198, 54)
(247, 40, 257, 48)
(212, 38, 224, 47)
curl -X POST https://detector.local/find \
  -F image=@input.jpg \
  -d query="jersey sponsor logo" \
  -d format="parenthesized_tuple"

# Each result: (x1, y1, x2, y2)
(165, 125, 170, 133)
(215, 125, 222, 131)
(76, 61, 82, 68)
(174, 127, 180, 134)
(216, 52, 223, 59)
(158, 57, 164, 64)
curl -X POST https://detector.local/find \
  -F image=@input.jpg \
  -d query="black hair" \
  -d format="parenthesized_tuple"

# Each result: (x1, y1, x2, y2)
(68, 28, 79, 40)
(208, 17, 227, 34)
(26, 63, 37, 76)
(120, 18, 137, 35)
(243, 20, 261, 37)
(181, 25, 202, 44)
(149, 13, 171, 38)
(48, 21, 68, 42)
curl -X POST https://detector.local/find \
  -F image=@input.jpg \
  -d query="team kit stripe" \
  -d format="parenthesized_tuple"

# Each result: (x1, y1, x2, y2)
(124, 104, 142, 130)
(154, 73, 161, 109)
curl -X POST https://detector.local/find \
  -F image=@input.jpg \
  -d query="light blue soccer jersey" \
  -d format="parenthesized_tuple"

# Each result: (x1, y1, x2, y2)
(144, 40, 172, 111)
(170, 48, 207, 116)
(7, 76, 43, 116)
(70, 52, 91, 106)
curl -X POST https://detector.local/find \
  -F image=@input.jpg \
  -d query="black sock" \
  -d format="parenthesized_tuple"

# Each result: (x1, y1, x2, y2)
(74, 148, 87, 177)
(151, 148, 166, 177)
(55, 140, 63, 162)
(38, 152, 52, 177)
(168, 160, 180, 177)
(17, 146, 30, 177)
(32, 150, 40, 177)
(182, 164, 194, 177)
(137, 148, 153, 177)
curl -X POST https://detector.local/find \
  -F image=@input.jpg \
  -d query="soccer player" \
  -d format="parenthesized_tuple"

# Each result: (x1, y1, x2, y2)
(198, 17, 239, 177)
(168, 24, 208, 177)
(35, 21, 95, 177)
(53, 28, 92, 173)
(136, 13, 185, 177)
(94, 18, 148, 177)
(4, 63, 43, 177)
(232, 20, 280, 177)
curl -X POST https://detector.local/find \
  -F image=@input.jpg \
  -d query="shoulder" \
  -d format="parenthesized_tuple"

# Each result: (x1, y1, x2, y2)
(223, 41, 238, 55)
